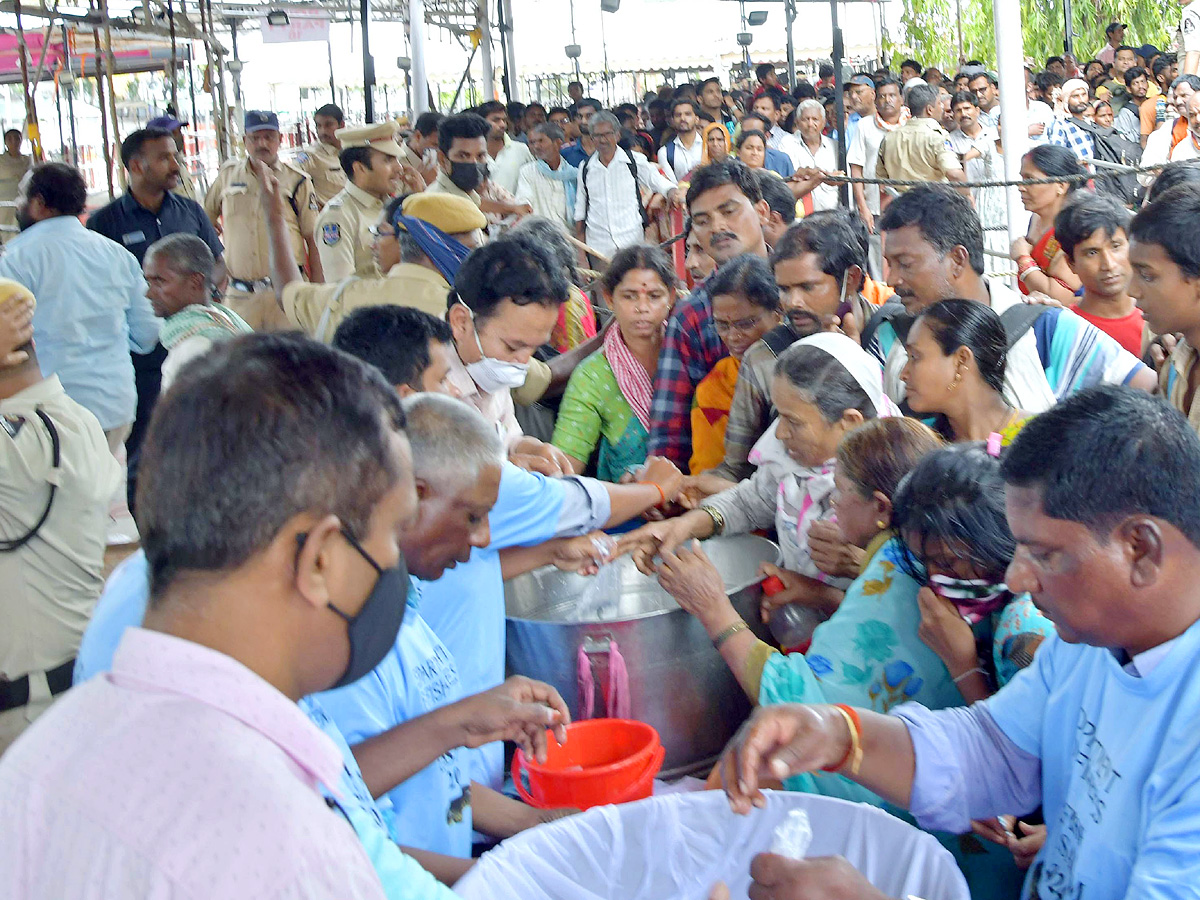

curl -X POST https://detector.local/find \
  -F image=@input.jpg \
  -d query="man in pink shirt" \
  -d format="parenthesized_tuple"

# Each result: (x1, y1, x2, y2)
(0, 334, 419, 899)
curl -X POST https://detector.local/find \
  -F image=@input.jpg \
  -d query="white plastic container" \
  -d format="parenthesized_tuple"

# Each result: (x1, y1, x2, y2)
(456, 790, 969, 900)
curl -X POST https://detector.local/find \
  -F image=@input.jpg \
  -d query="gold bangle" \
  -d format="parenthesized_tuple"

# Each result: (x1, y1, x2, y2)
(828, 704, 864, 776)
(712, 620, 749, 650)
(700, 504, 725, 535)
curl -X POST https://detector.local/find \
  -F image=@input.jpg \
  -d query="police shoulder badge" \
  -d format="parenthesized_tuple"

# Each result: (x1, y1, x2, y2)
(322, 223, 341, 245)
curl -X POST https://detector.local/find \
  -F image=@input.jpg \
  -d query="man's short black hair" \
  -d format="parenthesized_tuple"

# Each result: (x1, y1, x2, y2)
(568, 80, 583, 90)
(1046, 55, 1064, 68)
(900, 58, 922, 73)
(1115, 44, 1136, 56)
(478, 100, 506, 119)
(951, 89, 979, 109)
(685, 157, 763, 212)
(1055, 191, 1131, 260)
(878, 184, 985, 276)
(339, 145, 376, 178)
(670, 98, 700, 117)
(1153, 52, 1178, 80)
(1124, 65, 1148, 87)
(575, 98, 602, 116)
(120, 127, 174, 170)
(771, 208, 867, 278)
(818, 62, 834, 79)
(648, 99, 667, 113)
(525, 102, 548, 115)
(137, 333, 407, 600)
(755, 169, 796, 226)
(24, 162, 87, 216)
(793, 81, 817, 101)
(905, 83, 940, 117)
(1002, 385, 1200, 549)
(1148, 162, 1200, 203)
(437, 113, 491, 154)
(752, 88, 783, 111)
(333, 305, 453, 390)
(414, 111, 444, 136)
(3, 128, 20, 141)
(314, 103, 345, 124)
(1130, 184, 1200, 279)
(756, 62, 776, 82)
(454, 233, 570, 320)
(968, 69, 999, 87)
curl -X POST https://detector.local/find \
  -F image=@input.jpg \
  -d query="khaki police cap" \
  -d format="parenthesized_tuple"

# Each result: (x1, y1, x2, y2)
(336, 122, 404, 159)
(401, 192, 487, 234)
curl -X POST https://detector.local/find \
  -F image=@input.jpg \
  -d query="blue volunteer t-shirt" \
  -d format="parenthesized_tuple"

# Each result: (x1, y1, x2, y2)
(74, 551, 456, 900)
(984, 620, 1200, 900)
(318, 579, 474, 858)
(418, 462, 567, 790)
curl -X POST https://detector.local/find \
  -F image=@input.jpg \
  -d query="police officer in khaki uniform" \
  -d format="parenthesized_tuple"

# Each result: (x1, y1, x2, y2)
(293, 103, 347, 208)
(315, 121, 405, 283)
(0, 281, 119, 753)
(204, 110, 322, 330)
(0, 130, 31, 245)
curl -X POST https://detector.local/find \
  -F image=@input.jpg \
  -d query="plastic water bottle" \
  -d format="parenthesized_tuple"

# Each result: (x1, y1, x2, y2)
(763, 575, 823, 655)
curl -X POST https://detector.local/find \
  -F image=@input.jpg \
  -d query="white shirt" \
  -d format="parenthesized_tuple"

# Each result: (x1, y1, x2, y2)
(978, 106, 1000, 130)
(1027, 100, 1054, 146)
(767, 124, 805, 170)
(515, 159, 574, 229)
(1141, 119, 1179, 186)
(793, 134, 839, 211)
(1182, 0, 1200, 53)
(1170, 131, 1200, 163)
(489, 135, 534, 195)
(573, 148, 676, 258)
(657, 132, 703, 181)
(846, 116, 892, 214)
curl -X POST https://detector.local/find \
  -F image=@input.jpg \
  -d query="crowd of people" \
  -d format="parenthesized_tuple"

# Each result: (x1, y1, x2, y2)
(4, 19, 1200, 900)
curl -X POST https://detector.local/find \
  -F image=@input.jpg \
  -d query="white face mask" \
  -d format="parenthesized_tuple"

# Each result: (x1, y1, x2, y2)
(460, 302, 529, 393)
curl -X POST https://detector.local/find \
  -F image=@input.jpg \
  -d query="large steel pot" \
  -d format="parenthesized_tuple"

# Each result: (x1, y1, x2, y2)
(505, 534, 778, 777)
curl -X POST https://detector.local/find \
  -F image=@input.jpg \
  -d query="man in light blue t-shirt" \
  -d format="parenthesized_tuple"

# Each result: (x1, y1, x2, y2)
(713, 386, 1200, 900)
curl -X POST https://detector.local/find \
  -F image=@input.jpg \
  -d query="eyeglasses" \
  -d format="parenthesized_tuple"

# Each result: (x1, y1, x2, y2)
(368, 225, 397, 238)
(713, 313, 771, 336)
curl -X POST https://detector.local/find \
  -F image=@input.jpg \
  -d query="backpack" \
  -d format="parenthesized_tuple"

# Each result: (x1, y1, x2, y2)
(861, 299, 1049, 355)
(580, 149, 649, 228)
(1077, 119, 1141, 205)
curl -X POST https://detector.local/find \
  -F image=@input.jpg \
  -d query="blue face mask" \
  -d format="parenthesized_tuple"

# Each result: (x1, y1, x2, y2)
(319, 529, 410, 689)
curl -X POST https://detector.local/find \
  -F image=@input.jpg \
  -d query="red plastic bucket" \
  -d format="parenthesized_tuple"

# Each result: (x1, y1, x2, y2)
(512, 719, 663, 810)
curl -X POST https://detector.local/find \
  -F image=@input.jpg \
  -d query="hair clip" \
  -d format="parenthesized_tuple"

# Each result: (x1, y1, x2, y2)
(986, 432, 1003, 458)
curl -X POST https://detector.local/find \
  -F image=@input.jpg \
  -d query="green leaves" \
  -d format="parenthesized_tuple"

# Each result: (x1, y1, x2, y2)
(888, 0, 1175, 69)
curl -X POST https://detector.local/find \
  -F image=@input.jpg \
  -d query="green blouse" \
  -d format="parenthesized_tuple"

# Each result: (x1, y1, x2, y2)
(551, 350, 649, 482)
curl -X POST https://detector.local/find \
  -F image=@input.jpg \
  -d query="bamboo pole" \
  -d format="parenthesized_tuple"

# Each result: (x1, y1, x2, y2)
(90, 24, 114, 197)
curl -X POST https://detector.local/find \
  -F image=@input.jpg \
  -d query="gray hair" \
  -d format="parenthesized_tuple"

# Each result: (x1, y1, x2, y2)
(506, 215, 579, 284)
(531, 121, 565, 143)
(589, 111, 621, 134)
(797, 98, 825, 120)
(401, 392, 504, 484)
(905, 83, 940, 118)
(145, 233, 215, 288)
(395, 229, 427, 265)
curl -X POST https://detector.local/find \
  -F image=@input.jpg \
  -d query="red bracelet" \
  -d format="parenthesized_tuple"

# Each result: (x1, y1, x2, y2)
(640, 481, 666, 506)
(822, 703, 864, 774)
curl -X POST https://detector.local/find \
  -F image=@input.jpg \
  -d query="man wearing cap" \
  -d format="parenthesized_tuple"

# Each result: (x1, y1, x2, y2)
(294, 103, 347, 208)
(147, 114, 198, 201)
(0, 130, 31, 245)
(204, 110, 322, 330)
(316, 121, 406, 283)
(0, 280, 120, 754)
(263, 160, 484, 340)
(1098, 21, 1126, 68)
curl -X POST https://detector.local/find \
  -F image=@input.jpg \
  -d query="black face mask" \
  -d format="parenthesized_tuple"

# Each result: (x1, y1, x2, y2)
(323, 529, 409, 690)
(448, 160, 488, 192)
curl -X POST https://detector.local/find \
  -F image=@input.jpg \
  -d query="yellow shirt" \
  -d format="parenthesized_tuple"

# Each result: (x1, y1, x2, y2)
(315, 182, 384, 283)
(876, 117, 963, 189)
(204, 156, 317, 281)
(1162, 337, 1200, 436)
(282, 262, 452, 342)
(294, 140, 347, 207)
(0, 376, 119, 680)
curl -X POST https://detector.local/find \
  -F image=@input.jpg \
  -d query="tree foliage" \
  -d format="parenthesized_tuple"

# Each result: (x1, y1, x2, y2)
(887, 0, 1176, 69)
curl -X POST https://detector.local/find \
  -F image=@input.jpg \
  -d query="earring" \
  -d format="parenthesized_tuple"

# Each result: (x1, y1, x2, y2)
(875, 520, 887, 529)
(948, 371, 962, 391)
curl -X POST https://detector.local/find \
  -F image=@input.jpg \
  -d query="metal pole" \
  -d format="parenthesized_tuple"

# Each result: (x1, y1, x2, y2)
(740, 1, 750, 76)
(785, 0, 796, 89)
(955, 0, 963, 67)
(409, 0, 429, 114)
(499, 0, 518, 101)
(600, 9, 610, 107)
(91, 24, 114, 197)
(167, 0, 179, 113)
(61, 23, 77, 164)
(478, 0, 494, 101)
(13, 0, 43, 161)
(360, 0, 374, 121)
(994, 0, 1028, 246)
(568, 0, 579, 81)
(830, 0, 847, 206)
(1062, 0, 1074, 57)
(98, 0, 123, 187)
(54, 65, 64, 158)
(229, 18, 241, 107)
(327, 37, 336, 103)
